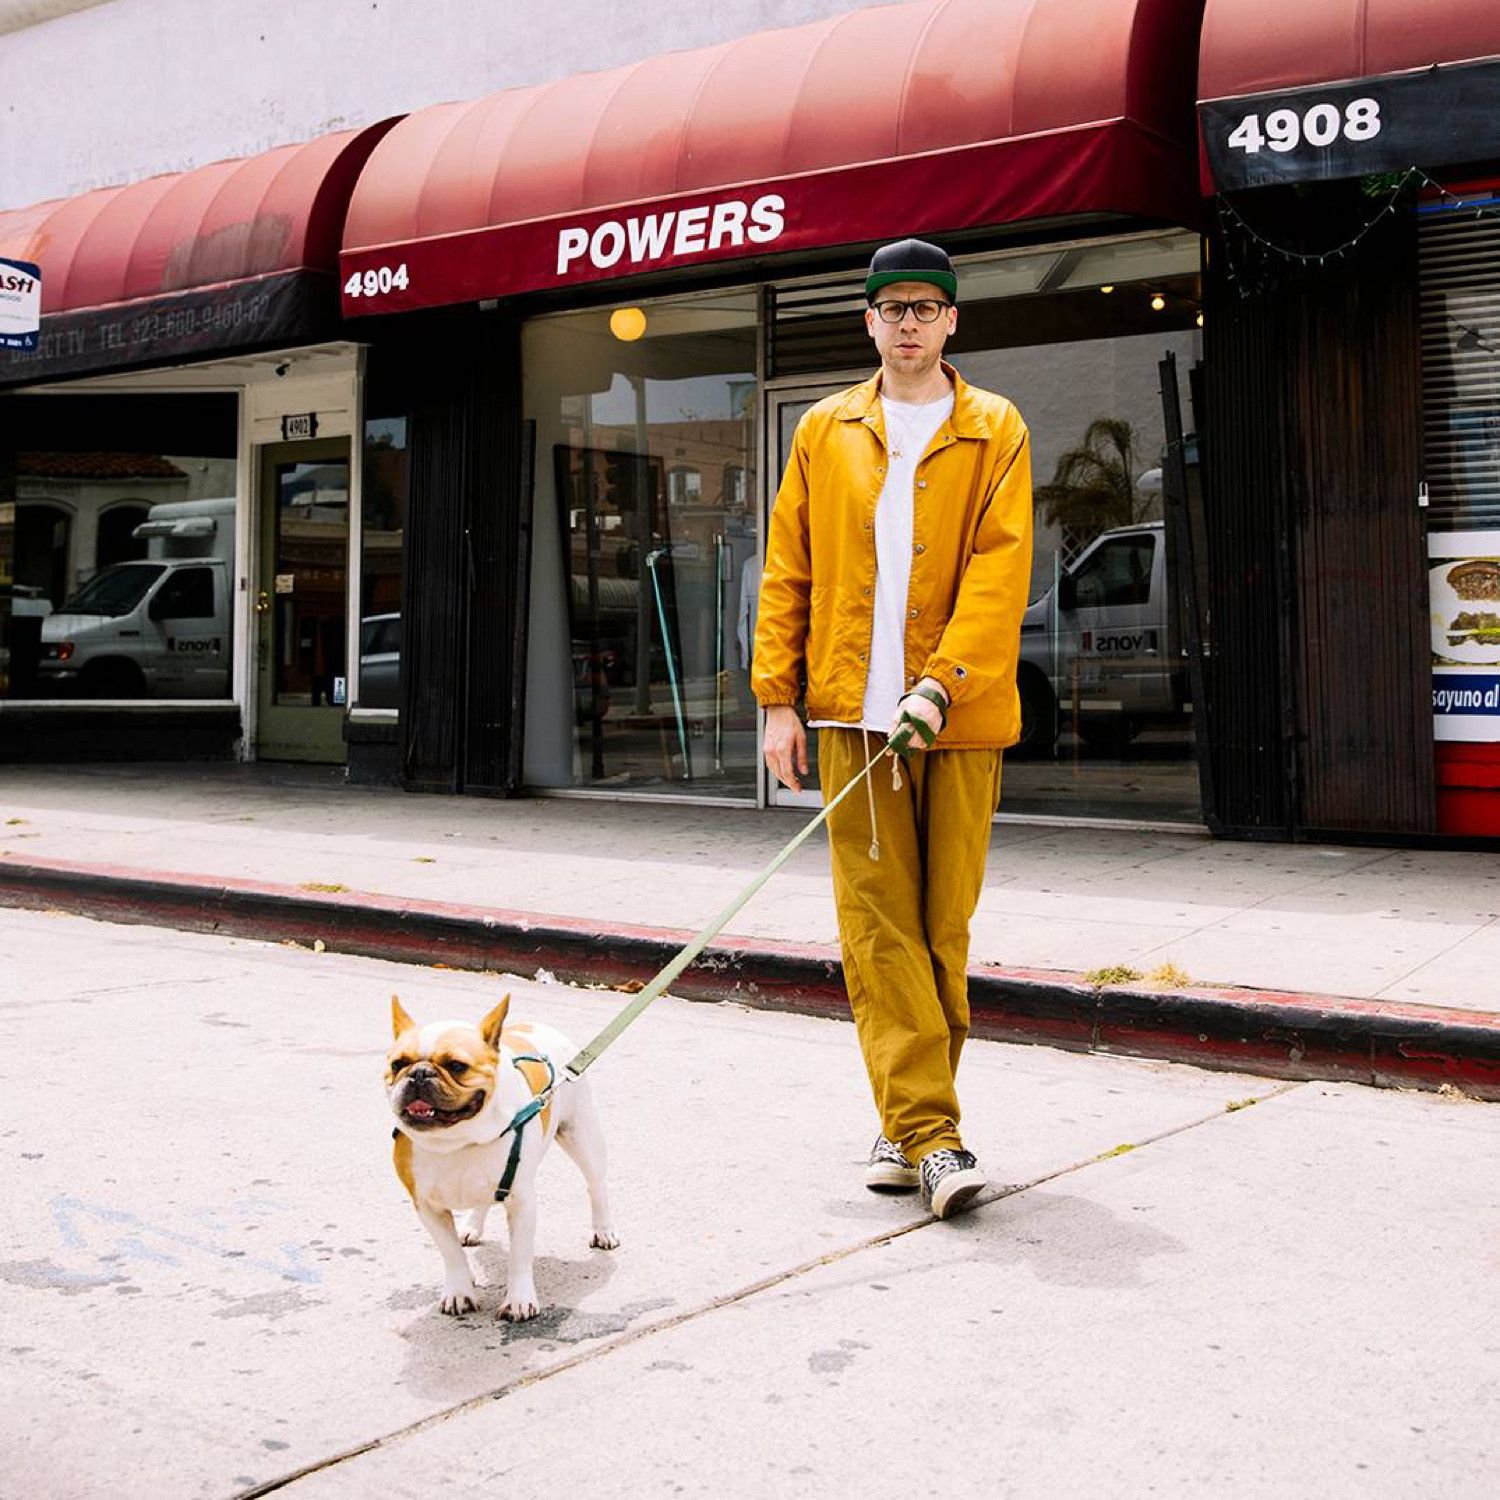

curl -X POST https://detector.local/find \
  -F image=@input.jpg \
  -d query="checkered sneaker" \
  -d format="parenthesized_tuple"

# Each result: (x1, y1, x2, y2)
(864, 1134, 919, 1193)
(919, 1148, 986, 1219)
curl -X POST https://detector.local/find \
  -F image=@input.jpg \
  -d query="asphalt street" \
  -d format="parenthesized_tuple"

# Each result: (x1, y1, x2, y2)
(2, 908, 1498, 1498)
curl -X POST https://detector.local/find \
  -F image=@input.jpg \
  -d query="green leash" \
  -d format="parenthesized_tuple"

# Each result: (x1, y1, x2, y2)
(484, 715, 931, 1203)
(560, 710, 933, 1082)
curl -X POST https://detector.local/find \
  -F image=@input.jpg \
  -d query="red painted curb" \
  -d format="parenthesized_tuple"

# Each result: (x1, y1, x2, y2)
(2, 854, 1498, 1099)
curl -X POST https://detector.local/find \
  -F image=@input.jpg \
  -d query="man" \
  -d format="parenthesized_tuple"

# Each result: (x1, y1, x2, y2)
(752, 237, 1033, 1220)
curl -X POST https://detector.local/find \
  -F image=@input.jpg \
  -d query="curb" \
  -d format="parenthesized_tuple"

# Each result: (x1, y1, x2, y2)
(3, 855, 1499, 1100)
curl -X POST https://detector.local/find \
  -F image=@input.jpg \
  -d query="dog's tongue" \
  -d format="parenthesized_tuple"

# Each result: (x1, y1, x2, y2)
(406, 1099, 436, 1120)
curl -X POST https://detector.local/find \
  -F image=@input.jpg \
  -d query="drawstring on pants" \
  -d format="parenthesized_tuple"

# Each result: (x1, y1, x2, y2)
(860, 727, 905, 862)
(862, 729, 881, 861)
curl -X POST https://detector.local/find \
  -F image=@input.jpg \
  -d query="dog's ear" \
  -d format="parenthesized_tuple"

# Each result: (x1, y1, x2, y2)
(391, 994, 416, 1040)
(479, 993, 511, 1051)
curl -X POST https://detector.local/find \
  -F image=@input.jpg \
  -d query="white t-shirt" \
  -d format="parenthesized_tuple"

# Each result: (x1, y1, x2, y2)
(810, 390, 955, 731)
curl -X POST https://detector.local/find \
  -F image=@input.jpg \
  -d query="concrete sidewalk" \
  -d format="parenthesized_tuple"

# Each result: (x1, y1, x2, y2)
(2, 763, 1499, 1093)
(4, 910, 1498, 1499)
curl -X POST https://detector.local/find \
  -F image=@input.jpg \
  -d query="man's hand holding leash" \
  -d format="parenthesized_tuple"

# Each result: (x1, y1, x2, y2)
(889, 677, 949, 757)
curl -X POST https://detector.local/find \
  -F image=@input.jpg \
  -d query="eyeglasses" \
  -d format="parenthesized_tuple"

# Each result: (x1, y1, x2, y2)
(872, 298, 952, 324)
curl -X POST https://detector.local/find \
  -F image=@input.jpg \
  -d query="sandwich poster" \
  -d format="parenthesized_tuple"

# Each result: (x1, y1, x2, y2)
(1430, 530, 1500, 743)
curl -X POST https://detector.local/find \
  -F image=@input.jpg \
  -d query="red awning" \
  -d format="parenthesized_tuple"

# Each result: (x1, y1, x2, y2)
(340, 0, 1202, 315)
(1198, 0, 1500, 191)
(0, 122, 392, 384)
(1200, 0, 1500, 101)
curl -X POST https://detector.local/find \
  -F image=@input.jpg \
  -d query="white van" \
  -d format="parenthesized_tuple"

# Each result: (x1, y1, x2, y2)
(1014, 521, 1189, 756)
(36, 497, 234, 699)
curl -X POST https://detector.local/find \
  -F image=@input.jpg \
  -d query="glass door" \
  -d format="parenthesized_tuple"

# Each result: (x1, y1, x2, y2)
(255, 438, 350, 763)
(762, 384, 853, 808)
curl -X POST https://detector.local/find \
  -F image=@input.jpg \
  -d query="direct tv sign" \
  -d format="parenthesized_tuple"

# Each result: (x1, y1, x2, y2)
(0, 256, 41, 351)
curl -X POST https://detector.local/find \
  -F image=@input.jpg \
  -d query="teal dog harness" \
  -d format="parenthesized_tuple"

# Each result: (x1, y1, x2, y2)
(492, 1053, 555, 1203)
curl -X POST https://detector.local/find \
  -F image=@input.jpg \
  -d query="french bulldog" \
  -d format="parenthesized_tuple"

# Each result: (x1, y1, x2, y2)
(386, 992, 618, 1320)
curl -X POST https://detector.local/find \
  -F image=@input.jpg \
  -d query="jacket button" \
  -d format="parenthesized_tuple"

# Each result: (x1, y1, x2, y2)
(858, 652, 867, 662)
(908, 608, 919, 619)
(862, 586, 871, 596)
(917, 480, 927, 490)
(914, 543, 925, 555)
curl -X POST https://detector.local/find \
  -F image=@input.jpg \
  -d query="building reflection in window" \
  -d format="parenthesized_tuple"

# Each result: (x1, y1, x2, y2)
(523, 292, 758, 798)
(1, 395, 239, 701)
(359, 416, 407, 710)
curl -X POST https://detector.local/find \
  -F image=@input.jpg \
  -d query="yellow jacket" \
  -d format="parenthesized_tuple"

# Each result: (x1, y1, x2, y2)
(753, 363, 1033, 749)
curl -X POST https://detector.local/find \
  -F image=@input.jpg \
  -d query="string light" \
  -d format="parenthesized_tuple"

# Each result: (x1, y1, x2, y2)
(1216, 167, 1500, 296)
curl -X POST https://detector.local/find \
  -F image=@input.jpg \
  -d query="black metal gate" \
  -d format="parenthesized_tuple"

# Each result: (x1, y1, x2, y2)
(1202, 198, 1436, 837)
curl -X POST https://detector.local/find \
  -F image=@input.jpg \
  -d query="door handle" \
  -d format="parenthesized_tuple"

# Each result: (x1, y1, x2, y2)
(255, 590, 271, 616)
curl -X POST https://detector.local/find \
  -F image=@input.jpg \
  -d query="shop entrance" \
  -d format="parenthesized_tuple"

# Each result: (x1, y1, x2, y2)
(255, 438, 350, 763)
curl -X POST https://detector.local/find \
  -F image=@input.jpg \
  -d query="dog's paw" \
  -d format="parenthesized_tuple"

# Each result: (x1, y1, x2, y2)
(499, 1283, 539, 1322)
(461, 1209, 489, 1247)
(590, 1227, 620, 1251)
(439, 1282, 479, 1316)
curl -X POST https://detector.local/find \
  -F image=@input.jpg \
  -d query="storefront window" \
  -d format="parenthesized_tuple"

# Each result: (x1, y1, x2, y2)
(523, 292, 758, 798)
(0, 393, 238, 701)
(949, 233, 1204, 822)
(764, 232, 1203, 822)
(359, 415, 407, 710)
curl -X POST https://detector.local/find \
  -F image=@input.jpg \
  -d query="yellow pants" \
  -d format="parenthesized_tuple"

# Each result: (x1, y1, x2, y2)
(819, 729, 1002, 1163)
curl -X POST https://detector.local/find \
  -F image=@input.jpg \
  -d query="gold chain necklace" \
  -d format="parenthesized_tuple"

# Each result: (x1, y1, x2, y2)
(884, 391, 950, 460)
(885, 404, 928, 461)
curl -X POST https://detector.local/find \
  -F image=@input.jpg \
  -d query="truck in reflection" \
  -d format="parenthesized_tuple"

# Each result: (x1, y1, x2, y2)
(1014, 521, 1191, 758)
(36, 497, 233, 698)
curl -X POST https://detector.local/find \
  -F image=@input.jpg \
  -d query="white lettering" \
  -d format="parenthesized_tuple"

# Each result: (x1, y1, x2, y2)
(747, 193, 785, 244)
(708, 200, 748, 251)
(673, 206, 710, 255)
(590, 222, 627, 268)
(1435, 686, 1487, 712)
(627, 212, 675, 262)
(557, 227, 590, 274)
(553, 193, 787, 278)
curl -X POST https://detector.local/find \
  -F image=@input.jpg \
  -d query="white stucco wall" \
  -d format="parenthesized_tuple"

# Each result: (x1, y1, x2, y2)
(0, 0, 880, 209)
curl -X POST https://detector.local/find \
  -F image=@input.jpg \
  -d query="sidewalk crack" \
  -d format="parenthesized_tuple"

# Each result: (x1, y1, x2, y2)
(229, 1079, 1304, 1499)
(1369, 913, 1500, 1003)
